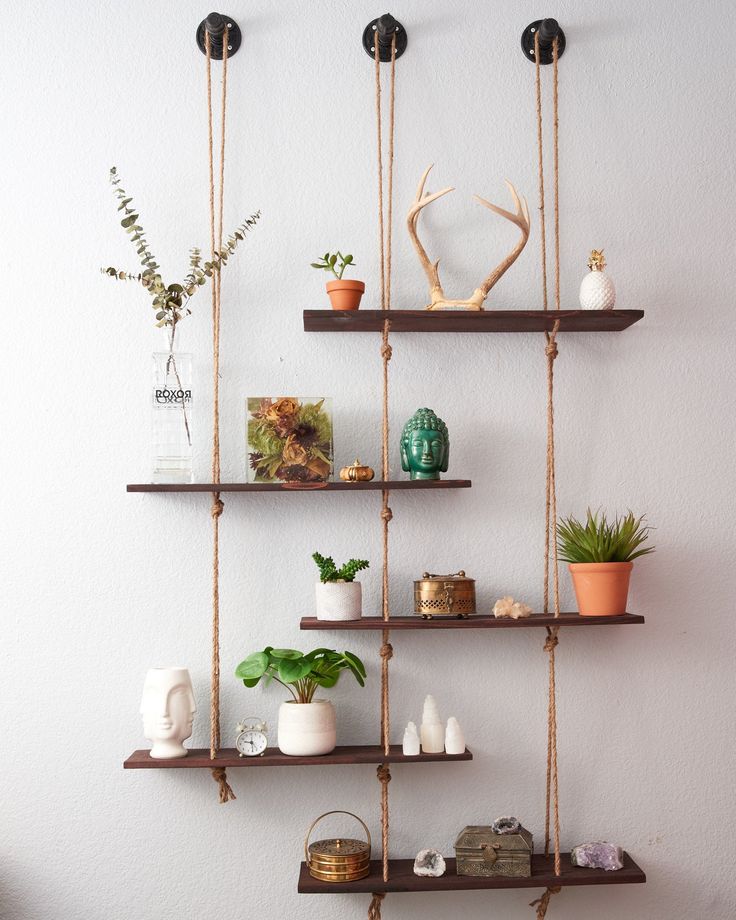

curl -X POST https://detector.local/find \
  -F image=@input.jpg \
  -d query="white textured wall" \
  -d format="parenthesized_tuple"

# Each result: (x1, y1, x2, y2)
(3, 1, 735, 918)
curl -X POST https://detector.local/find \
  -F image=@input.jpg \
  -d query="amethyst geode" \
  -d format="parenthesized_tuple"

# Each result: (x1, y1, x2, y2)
(571, 842, 624, 871)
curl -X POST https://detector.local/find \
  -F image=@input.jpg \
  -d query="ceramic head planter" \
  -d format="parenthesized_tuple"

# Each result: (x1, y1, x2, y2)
(140, 667, 196, 759)
(400, 408, 449, 480)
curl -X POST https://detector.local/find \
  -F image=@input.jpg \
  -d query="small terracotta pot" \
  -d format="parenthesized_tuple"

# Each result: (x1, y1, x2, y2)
(569, 562, 633, 616)
(326, 279, 365, 311)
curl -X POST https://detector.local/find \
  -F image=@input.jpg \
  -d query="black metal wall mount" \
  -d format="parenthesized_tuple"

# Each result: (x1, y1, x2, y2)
(521, 18, 566, 64)
(362, 13, 408, 61)
(196, 12, 242, 59)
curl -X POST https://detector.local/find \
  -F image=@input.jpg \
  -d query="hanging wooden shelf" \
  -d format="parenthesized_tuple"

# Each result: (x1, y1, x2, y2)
(301, 613, 645, 630)
(297, 853, 646, 893)
(127, 480, 471, 493)
(124, 745, 472, 769)
(303, 309, 644, 333)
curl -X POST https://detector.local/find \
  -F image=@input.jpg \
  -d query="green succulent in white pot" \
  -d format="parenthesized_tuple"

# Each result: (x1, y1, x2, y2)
(312, 552, 369, 621)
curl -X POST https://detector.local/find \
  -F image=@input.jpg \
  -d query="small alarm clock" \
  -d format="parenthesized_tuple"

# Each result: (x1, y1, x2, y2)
(235, 717, 269, 757)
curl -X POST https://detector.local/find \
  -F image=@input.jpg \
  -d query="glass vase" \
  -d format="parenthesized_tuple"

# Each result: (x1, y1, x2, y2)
(152, 351, 193, 483)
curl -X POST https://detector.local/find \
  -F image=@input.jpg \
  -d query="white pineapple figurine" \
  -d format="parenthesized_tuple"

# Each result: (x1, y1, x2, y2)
(579, 249, 616, 310)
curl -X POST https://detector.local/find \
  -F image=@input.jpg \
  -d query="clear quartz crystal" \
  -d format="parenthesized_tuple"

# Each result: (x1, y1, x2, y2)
(152, 351, 193, 483)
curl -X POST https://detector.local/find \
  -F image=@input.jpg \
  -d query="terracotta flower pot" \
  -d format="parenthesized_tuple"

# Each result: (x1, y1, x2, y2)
(326, 280, 365, 311)
(568, 562, 633, 616)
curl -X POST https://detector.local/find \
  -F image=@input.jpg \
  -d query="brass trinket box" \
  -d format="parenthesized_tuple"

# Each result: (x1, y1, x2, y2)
(454, 824, 533, 878)
(305, 811, 371, 882)
(414, 570, 476, 618)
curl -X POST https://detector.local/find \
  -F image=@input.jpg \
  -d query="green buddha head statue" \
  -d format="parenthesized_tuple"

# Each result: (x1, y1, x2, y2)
(400, 408, 449, 480)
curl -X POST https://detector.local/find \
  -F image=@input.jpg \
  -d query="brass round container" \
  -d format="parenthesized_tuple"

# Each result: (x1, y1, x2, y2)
(414, 570, 476, 618)
(305, 811, 371, 882)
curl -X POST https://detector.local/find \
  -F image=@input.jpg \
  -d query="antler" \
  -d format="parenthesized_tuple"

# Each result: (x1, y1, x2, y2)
(407, 168, 530, 310)
(406, 165, 454, 307)
(474, 180, 530, 297)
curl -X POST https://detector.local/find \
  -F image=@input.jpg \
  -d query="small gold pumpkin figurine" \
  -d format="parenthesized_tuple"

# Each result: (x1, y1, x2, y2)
(339, 459, 375, 482)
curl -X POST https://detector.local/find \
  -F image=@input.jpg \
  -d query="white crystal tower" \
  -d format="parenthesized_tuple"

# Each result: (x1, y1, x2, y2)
(445, 716, 466, 754)
(420, 695, 444, 753)
(402, 721, 420, 756)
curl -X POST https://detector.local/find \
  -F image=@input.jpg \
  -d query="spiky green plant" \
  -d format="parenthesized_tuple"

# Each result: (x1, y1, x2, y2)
(557, 510, 655, 564)
(313, 552, 370, 583)
(101, 167, 260, 348)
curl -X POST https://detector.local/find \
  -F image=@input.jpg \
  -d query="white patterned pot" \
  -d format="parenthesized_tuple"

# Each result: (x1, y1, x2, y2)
(277, 700, 337, 756)
(315, 580, 362, 620)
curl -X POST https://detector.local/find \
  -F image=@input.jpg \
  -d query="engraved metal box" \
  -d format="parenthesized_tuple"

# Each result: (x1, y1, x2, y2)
(414, 571, 476, 618)
(454, 825, 533, 878)
(305, 811, 371, 883)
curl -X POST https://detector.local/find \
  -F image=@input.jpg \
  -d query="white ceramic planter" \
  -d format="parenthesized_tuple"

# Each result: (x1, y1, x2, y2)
(140, 667, 196, 759)
(277, 699, 337, 756)
(315, 580, 362, 620)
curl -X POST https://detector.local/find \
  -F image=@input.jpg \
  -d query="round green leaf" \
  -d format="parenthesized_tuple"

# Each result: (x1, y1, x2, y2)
(278, 658, 313, 683)
(234, 651, 269, 680)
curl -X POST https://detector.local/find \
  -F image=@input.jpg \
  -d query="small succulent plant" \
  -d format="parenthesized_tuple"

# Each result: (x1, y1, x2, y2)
(313, 552, 369, 583)
(310, 251, 356, 280)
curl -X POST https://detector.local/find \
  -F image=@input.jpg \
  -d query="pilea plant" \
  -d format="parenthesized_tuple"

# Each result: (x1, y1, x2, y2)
(235, 647, 366, 704)
(557, 510, 655, 564)
(101, 167, 260, 350)
(313, 552, 369, 583)
(310, 251, 356, 280)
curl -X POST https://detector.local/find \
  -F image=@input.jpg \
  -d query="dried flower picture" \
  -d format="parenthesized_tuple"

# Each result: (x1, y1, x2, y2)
(246, 398, 333, 484)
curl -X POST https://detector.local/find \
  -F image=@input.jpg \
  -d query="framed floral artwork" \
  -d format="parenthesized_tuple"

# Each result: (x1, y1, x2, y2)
(246, 397, 334, 484)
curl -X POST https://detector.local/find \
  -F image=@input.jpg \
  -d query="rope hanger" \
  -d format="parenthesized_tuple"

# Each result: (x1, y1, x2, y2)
(205, 24, 236, 804)
(369, 25, 397, 919)
(531, 28, 562, 919)
(367, 23, 564, 920)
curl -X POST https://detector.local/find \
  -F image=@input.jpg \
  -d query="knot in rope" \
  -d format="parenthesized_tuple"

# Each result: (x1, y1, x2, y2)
(379, 642, 394, 661)
(544, 631, 559, 653)
(545, 337, 558, 360)
(380, 341, 393, 361)
(210, 767, 236, 803)
(376, 764, 392, 785)
(381, 506, 393, 523)
(368, 892, 386, 920)
(530, 886, 561, 919)
(211, 497, 224, 518)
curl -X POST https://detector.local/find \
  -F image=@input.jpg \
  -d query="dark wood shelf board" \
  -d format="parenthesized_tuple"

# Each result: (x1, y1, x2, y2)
(303, 309, 644, 333)
(298, 853, 645, 893)
(127, 479, 471, 493)
(124, 745, 473, 769)
(300, 613, 645, 630)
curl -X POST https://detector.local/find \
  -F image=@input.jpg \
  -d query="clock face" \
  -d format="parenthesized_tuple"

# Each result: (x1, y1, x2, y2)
(236, 730, 268, 756)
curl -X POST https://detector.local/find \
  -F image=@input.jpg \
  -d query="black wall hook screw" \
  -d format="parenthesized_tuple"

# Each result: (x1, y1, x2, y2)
(521, 18, 566, 64)
(196, 11, 242, 59)
(362, 13, 408, 61)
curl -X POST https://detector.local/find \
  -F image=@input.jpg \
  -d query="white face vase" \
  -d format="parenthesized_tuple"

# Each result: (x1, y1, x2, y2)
(140, 668, 196, 759)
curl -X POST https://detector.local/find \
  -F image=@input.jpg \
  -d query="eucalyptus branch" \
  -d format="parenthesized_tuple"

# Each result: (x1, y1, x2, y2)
(102, 166, 260, 334)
